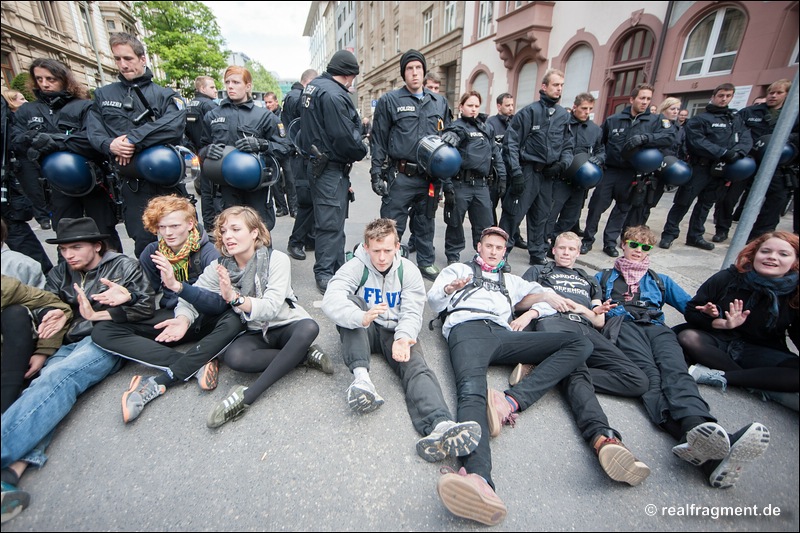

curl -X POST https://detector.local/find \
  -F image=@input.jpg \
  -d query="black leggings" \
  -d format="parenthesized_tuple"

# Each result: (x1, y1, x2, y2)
(1, 305, 36, 413)
(222, 319, 319, 405)
(678, 329, 799, 392)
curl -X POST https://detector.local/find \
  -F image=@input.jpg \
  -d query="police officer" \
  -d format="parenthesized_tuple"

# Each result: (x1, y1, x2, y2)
(12, 58, 123, 256)
(285, 68, 318, 261)
(499, 69, 573, 266)
(440, 91, 505, 264)
(202, 65, 291, 231)
(659, 83, 752, 250)
(87, 32, 188, 257)
(546, 93, 604, 252)
(724, 79, 797, 241)
(370, 49, 451, 281)
(185, 76, 219, 232)
(299, 50, 367, 293)
(264, 91, 295, 218)
(581, 83, 676, 257)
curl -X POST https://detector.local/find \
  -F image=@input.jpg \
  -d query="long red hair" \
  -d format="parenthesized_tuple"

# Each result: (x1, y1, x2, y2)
(735, 231, 799, 308)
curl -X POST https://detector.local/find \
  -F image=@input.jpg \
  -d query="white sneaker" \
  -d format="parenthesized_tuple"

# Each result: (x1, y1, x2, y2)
(416, 420, 481, 462)
(688, 364, 728, 391)
(346, 378, 384, 414)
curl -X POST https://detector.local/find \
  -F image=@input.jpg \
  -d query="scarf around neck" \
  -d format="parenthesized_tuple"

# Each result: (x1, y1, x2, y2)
(614, 255, 651, 301)
(739, 268, 798, 329)
(158, 227, 201, 283)
(474, 254, 505, 273)
(220, 245, 271, 299)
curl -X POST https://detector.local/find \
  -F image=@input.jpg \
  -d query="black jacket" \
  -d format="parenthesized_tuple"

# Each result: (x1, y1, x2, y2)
(684, 104, 752, 162)
(281, 82, 304, 127)
(45, 252, 155, 343)
(445, 116, 506, 179)
(504, 99, 573, 177)
(570, 114, 605, 165)
(486, 113, 512, 139)
(202, 98, 291, 158)
(185, 92, 218, 151)
(603, 107, 677, 168)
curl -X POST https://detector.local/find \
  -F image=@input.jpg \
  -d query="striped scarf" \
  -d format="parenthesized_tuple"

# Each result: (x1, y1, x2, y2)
(158, 227, 201, 282)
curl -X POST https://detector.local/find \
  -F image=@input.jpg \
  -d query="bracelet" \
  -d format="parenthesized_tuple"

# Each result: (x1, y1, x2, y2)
(228, 292, 240, 306)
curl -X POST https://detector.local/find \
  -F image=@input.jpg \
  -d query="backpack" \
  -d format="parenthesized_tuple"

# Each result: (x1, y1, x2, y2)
(345, 244, 404, 294)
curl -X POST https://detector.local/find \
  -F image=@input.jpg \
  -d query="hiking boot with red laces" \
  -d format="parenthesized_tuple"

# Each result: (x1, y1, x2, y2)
(486, 388, 518, 438)
(196, 359, 220, 391)
(437, 466, 507, 526)
(592, 433, 651, 486)
(508, 363, 535, 386)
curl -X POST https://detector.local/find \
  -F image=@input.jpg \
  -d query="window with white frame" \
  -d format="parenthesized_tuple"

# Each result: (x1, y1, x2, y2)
(444, 1, 457, 33)
(478, 1, 493, 39)
(516, 62, 539, 108)
(562, 45, 594, 108)
(678, 7, 745, 78)
(472, 72, 490, 110)
(423, 9, 433, 45)
(395, 27, 400, 53)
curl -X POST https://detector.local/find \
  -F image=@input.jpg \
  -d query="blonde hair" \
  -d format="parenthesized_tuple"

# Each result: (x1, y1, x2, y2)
(363, 218, 399, 245)
(2, 89, 26, 111)
(141, 195, 197, 234)
(213, 206, 271, 255)
(554, 231, 582, 247)
(658, 97, 681, 114)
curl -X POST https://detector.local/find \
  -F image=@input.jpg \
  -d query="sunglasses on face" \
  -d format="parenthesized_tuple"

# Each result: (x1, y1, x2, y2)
(625, 240, 653, 252)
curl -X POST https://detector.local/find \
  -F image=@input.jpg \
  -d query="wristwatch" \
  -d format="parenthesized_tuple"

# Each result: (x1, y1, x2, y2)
(229, 293, 246, 307)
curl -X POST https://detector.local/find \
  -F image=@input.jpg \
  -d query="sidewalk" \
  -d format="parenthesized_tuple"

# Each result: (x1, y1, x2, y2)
(4, 160, 797, 532)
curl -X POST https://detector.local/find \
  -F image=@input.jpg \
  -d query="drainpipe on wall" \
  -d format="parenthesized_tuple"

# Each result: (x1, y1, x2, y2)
(650, 0, 675, 85)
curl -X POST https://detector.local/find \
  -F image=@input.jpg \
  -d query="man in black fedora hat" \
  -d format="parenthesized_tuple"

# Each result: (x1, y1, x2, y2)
(0, 217, 154, 521)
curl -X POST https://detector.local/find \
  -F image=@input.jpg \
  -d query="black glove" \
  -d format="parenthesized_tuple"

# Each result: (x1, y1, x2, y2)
(234, 137, 268, 153)
(442, 180, 455, 195)
(496, 177, 507, 198)
(371, 174, 388, 197)
(542, 162, 563, 179)
(206, 143, 226, 160)
(722, 150, 744, 163)
(588, 156, 603, 167)
(623, 134, 650, 152)
(441, 131, 460, 147)
(510, 172, 525, 197)
(443, 188, 455, 209)
(27, 133, 64, 161)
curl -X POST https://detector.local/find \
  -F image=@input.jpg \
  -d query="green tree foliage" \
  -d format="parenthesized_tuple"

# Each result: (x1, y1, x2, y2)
(10, 73, 35, 102)
(134, 1, 227, 98)
(246, 60, 282, 102)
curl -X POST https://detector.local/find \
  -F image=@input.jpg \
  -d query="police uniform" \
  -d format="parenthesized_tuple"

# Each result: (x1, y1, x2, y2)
(660, 104, 752, 246)
(442, 115, 505, 263)
(371, 80, 451, 271)
(284, 81, 315, 254)
(486, 113, 512, 225)
(546, 114, 604, 245)
(202, 97, 290, 230)
(499, 92, 573, 263)
(87, 67, 187, 257)
(299, 55, 367, 287)
(582, 107, 676, 253)
(185, 91, 218, 231)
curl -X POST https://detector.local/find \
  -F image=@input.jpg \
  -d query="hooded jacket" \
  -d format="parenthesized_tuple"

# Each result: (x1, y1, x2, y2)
(322, 245, 425, 341)
(2, 275, 73, 357)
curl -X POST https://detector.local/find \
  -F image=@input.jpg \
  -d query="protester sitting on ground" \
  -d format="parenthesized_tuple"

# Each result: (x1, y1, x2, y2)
(596, 225, 770, 489)
(427, 226, 593, 526)
(519, 231, 651, 486)
(678, 231, 798, 411)
(1, 220, 45, 289)
(1, 275, 72, 413)
(170, 206, 332, 429)
(91, 195, 245, 423)
(322, 218, 480, 463)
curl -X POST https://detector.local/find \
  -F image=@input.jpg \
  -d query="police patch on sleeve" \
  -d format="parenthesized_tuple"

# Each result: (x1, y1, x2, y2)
(173, 97, 185, 111)
(277, 122, 286, 137)
(662, 119, 672, 128)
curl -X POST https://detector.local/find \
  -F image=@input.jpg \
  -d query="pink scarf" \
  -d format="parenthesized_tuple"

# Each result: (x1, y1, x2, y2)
(613, 255, 651, 301)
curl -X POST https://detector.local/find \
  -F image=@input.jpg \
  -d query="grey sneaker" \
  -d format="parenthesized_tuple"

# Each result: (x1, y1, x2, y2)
(346, 378, 384, 414)
(416, 420, 482, 462)
(689, 364, 728, 391)
(303, 344, 334, 374)
(709, 422, 770, 489)
(121, 375, 165, 423)
(207, 385, 249, 429)
(672, 422, 730, 466)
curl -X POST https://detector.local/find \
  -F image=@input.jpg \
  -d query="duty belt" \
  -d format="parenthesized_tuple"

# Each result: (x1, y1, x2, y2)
(327, 161, 353, 174)
(455, 169, 489, 186)
(396, 160, 420, 176)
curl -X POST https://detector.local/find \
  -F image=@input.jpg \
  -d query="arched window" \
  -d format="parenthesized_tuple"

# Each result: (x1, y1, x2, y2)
(471, 71, 490, 112)
(562, 45, 594, 108)
(678, 7, 745, 78)
(516, 62, 538, 108)
(616, 29, 654, 63)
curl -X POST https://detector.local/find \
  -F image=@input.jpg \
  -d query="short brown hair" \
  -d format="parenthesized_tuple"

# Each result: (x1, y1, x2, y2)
(542, 69, 565, 86)
(363, 218, 399, 245)
(713, 83, 736, 96)
(573, 93, 595, 106)
(213, 206, 271, 255)
(631, 84, 654, 99)
(109, 33, 145, 57)
(459, 91, 482, 106)
(141, 195, 197, 235)
(622, 225, 657, 246)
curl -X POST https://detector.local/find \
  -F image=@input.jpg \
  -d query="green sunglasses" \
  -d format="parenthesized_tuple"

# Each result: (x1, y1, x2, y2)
(625, 240, 653, 252)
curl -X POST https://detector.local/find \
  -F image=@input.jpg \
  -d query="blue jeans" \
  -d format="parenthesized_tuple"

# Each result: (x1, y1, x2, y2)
(1, 337, 121, 469)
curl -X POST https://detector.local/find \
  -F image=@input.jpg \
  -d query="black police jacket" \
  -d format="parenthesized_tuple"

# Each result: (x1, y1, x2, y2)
(281, 82, 304, 127)
(87, 68, 186, 156)
(202, 98, 291, 158)
(603, 106, 677, 168)
(504, 99, 573, 176)
(444, 116, 506, 179)
(370, 86, 451, 176)
(299, 72, 366, 165)
(684, 104, 752, 162)
(11, 93, 100, 160)
(486, 113, 512, 139)
(185, 92, 218, 151)
(570, 114, 605, 165)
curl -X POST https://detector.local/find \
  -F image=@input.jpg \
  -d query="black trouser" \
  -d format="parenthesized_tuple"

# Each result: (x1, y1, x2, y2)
(581, 167, 633, 249)
(447, 320, 592, 488)
(713, 177, 749, 234)
(1, 217, 52, 274)
(288, 155, 315, 249)
(444, 180, 493, 263)
(17, 161, 50, 223)
(121, 180, 187, 257)
(50, 187, 123, 254)
(499, 164, 554, 260)
(1, 305, 36, 413)
(750, 168, 796, 240)
(546, 180, 584, 244)
(662, 165, 722, 242)
(272, 157, 297, 214)
(381, 171, 438, 268)
(615, 321, 714, 427)
(91, 309, 244, 381)
(220, 182, 275, 231)
(312, 163, 350, 281)
(624, 181, 665, 231)
(198, 170, 221, 232)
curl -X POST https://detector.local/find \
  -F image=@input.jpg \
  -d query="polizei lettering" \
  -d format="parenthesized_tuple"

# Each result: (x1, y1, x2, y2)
(101, 100, 123, 108)
(397, 106, 416, 112)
